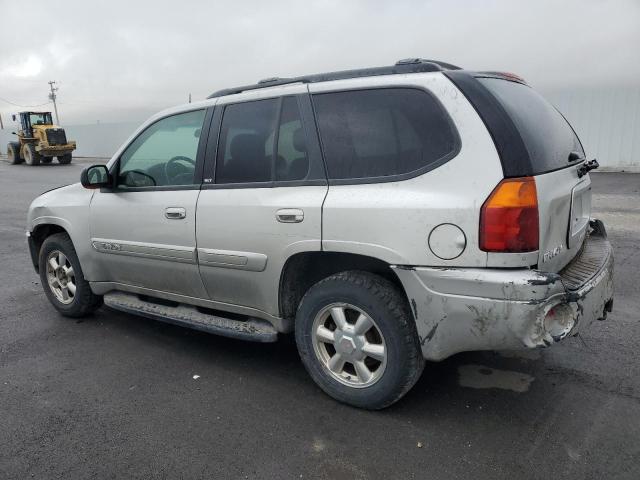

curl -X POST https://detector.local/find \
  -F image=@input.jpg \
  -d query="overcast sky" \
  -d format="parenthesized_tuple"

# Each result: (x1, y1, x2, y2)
(1, 0, 639, 125)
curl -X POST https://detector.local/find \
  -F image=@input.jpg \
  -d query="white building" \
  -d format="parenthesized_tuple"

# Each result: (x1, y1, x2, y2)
(2, 86, 639, 171)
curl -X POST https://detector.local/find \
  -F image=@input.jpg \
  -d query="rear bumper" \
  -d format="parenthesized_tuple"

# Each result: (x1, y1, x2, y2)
(392, 220, 614, 361)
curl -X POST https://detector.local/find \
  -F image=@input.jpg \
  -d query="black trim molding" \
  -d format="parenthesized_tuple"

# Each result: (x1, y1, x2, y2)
(444, 71, 530, 178)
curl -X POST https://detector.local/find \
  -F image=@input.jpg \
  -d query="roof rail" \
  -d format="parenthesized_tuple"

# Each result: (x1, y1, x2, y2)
(207, 59, 462, 99)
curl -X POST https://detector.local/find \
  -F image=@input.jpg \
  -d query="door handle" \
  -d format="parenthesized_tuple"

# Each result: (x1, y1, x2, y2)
(276, 208, 304, 223)
(165, 207, 186, 219)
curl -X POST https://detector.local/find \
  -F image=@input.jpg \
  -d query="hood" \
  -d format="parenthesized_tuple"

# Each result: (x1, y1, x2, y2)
(27, 182, 94, 231)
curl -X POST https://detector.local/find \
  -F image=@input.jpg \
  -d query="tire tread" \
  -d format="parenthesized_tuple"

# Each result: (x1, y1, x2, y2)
(296, 270, 424, 409)
(39, 232, 102, 317)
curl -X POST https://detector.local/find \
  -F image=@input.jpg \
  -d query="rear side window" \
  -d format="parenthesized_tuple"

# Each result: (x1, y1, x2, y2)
(478, 78, 584, 174)
(312, 88, 459, 181)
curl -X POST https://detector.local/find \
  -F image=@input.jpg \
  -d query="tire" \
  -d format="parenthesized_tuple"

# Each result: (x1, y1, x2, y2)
(23, 143, 41, 165)
(57, 154, 72, 164)
(7, 142, 22, 164)
(38, 233, 103, 317)
(41, 157, 53, 164)
(295, 271, 424, 409)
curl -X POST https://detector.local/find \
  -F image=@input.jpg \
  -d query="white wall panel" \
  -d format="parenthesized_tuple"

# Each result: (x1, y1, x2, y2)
(544, 87, 640, 172)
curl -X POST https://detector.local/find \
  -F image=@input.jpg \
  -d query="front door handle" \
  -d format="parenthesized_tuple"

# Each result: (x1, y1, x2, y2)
(165, 207, 186, 220)
(276, 208, 304, 223)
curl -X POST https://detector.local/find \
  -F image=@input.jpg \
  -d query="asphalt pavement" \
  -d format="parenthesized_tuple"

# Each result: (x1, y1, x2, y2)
(1, 157, 638, 479)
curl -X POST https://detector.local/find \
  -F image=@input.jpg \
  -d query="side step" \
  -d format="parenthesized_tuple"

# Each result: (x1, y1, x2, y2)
(103, 291, 278, 343)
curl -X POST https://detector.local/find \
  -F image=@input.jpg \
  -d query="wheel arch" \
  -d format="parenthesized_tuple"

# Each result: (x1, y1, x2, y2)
(29, 223, 71, 272)
(278, 251, 409, 322)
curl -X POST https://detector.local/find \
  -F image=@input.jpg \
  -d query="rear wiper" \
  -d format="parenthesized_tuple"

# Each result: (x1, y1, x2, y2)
(577, 159, 599, 178)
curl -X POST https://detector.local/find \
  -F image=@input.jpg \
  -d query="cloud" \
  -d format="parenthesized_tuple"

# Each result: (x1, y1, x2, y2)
(0, 0, 638, 124)
(1, 55, 44, 78)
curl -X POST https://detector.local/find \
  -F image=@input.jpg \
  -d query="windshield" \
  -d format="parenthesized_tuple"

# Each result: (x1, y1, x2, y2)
(29, 113, 53, 126)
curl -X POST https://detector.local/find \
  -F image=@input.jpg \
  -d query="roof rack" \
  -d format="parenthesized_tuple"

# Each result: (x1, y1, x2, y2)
(207, 58, 462, 99)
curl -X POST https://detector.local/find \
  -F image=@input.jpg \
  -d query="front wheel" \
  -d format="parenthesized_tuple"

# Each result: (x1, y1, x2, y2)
(295, 271, 424, 409)
(39, 233, 103, 317)
(23, 144, 41, 165)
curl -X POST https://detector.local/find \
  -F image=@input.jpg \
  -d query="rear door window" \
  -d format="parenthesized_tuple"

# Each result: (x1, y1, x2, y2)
(312, 88, 459, 181)
(477, 78, 585, 174)
(216, 98, 278, 184)
(215, 96, 312, 184)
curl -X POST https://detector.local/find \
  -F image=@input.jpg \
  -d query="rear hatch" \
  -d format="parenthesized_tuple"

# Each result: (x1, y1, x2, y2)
(471, 75, 591, 272)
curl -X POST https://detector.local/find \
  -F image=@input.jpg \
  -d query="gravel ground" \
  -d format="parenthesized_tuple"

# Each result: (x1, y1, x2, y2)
(1, 157, 638, 479)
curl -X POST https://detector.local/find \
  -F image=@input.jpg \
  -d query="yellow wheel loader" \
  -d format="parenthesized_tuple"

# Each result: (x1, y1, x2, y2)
(6, 111, 76, 165)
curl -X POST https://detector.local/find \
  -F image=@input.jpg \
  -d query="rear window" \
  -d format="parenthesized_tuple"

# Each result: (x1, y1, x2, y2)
(478, 78, 584, 174)
(312, 88, 459, 181)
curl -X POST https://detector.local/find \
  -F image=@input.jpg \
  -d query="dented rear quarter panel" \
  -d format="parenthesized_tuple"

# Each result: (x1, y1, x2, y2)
(316, 73, 503, 268)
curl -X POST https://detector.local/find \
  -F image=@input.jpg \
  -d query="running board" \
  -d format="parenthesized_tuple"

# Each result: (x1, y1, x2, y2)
(103, 291, 278, 343)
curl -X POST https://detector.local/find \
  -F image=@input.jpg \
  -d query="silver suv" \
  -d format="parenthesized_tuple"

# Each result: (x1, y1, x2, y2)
(27, 59, 614, 409)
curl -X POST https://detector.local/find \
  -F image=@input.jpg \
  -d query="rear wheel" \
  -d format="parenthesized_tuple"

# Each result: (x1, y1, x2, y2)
(39, 233, 103, 317)
(41, 157, 53, 164)
(57, 154, 72, 164)
(295, 271, 424, 409)
(6, 142, 22, 164)
(23, 144, 41, 165)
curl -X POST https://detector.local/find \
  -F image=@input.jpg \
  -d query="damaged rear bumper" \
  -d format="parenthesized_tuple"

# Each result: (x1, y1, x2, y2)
(392, 221, 614, 361)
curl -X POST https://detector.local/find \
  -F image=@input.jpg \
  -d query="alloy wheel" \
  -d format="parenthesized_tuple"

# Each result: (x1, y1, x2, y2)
(46, 250, 76, 305)
(311, 303, 387, 388)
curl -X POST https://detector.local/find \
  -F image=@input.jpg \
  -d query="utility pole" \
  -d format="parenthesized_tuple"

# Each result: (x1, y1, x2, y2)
(48, 80, 60, 124)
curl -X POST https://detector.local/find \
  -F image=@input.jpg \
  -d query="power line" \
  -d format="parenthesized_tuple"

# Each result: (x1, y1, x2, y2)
(0, 96, 51, 108)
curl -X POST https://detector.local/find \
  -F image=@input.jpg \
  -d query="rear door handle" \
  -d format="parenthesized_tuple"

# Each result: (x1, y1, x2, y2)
(276, 208, 304, 223)
(165, 207, 186, 220)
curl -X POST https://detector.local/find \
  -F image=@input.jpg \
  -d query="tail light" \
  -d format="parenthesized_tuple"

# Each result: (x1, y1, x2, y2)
(479, 177, 539, 252)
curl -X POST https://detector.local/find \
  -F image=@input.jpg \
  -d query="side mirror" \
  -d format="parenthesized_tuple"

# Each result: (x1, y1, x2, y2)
(81, 164, 111, 189)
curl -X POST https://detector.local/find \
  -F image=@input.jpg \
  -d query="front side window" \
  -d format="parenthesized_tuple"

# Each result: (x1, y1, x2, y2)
(312, 88, 458, 180)
(216, 96, 309, 184)
(118, 109, 206, 188)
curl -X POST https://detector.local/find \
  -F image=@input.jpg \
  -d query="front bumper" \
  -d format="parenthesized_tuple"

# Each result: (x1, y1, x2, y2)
(36, 142, 76, 156)
(392, 220, 614, 361)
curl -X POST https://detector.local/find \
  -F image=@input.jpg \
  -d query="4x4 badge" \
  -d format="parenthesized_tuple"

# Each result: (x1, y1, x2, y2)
(93, 241, 121, 252)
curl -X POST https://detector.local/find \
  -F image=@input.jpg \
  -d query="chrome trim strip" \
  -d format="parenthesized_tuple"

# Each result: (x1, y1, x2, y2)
(91, 238, 196, 263)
